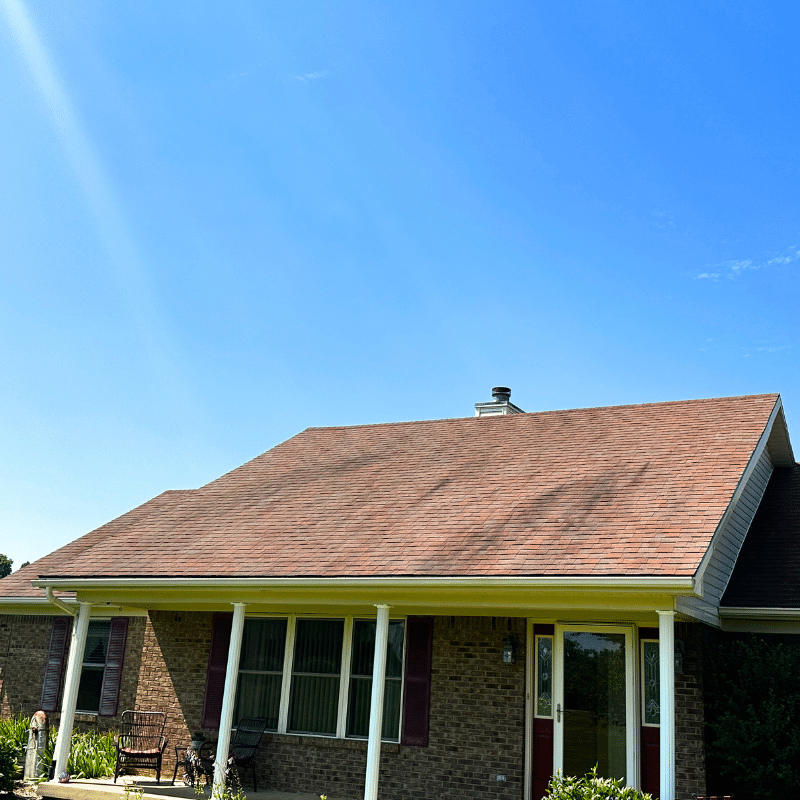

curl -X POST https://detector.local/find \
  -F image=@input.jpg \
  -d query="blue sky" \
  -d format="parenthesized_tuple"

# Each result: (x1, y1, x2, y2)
(1, 1, 798, 567)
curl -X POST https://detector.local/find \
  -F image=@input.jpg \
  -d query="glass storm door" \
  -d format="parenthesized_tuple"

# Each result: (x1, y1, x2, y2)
(553, 626, 635, 785)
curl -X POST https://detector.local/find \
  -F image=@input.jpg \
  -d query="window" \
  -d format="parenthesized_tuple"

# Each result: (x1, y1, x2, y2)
(42, 616, 128, 717)
(76, 621, 111, 713)
(233, 618, 287, 729)
(231, 616, 406, 741)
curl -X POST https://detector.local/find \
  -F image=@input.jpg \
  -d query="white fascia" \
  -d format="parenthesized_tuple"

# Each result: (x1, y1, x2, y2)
(31, 575, 695, 592)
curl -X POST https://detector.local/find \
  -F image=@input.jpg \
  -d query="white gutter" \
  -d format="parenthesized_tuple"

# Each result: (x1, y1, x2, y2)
(45, 586, 77, 617)
(31, 575, 696, 591)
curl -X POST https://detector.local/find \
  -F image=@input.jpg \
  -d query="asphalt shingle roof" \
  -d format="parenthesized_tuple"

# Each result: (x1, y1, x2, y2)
(0, 394, 780, 594)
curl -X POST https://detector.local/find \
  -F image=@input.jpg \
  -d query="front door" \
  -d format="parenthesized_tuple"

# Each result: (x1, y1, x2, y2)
(553, 625, 636, 786)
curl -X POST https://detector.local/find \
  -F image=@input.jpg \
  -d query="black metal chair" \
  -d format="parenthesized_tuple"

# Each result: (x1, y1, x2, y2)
(226, 717, 268, 792)
(114, 711, 169, 783)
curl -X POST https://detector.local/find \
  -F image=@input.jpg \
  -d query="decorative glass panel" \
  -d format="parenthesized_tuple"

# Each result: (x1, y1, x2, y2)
(643, 640, 660, 726)
(346, 620, 405, 740)
(288, 619, 344, 735)
(235, 618, 287, 728)
(536, 636, 553, 717)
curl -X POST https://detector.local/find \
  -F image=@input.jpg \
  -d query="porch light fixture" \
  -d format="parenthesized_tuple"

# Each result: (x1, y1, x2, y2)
(502, 633, 518, 664)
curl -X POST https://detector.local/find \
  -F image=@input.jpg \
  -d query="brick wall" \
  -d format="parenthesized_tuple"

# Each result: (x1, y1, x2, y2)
(675, 621, 706, 800)
(0, 614, 55, 717)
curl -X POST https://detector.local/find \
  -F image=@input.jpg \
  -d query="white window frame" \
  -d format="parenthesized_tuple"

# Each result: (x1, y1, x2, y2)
(75, 618, 112, 715)
(235, 614, 406, 742)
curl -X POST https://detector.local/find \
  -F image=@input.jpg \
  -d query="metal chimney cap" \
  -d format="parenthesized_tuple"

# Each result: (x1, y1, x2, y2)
(491, 387, 511, 402)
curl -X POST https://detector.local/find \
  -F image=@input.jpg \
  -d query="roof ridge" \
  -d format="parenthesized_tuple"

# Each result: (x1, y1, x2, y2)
(302, 393, 781, 433)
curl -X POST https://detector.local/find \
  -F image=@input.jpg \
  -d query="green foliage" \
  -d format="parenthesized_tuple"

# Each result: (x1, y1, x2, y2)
(545, 767, 653, 800)
(0, 555, 11, 579)
(40, 727, 117, 780)
(0, 714, 29, 757)
(0, 743, 18, 795)
(705, 634, 800, 800)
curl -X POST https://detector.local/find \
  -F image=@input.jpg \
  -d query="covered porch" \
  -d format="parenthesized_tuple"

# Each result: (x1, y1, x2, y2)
(37, 777, 350, 800)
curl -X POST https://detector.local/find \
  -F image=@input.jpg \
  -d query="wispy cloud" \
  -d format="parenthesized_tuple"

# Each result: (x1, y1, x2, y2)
(293, 70, 328, 82)
(695, 247, 800, 280)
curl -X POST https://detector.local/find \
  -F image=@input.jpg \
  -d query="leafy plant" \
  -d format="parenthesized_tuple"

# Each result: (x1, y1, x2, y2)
(0, 714, 29, 758)
(0, 743, 18, 795)
(39, 727, 117, 780)
(705, 634, 800, 800)
(545, 767, 653, 800)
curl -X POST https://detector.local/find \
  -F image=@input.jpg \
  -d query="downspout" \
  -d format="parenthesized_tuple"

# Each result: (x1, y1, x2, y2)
(46, 586, 77, 617)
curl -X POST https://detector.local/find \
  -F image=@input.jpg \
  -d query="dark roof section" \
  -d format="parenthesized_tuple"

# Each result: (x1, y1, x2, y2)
(722, 464, 800, 608)
(16, 393, 782, 584)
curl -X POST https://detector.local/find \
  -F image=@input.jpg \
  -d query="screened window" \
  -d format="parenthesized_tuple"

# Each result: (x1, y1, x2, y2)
(346, 619, 405, 741)
(76, 621, 111, 713)
(234, 618, 287, 729)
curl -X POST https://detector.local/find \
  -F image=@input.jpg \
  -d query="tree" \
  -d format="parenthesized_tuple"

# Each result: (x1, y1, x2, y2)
(0, 554, 12, 578)
(20, 561, 30, 569)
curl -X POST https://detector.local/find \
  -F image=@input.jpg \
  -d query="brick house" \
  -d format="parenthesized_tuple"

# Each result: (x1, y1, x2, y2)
(0, 390, 797, 800)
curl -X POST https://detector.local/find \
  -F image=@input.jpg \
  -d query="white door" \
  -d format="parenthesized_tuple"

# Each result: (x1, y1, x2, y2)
(552, 625, 636, 785)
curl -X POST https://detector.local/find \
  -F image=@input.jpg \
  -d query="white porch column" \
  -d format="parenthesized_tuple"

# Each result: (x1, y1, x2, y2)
(52, 602, 92, 780)
(364, 604, 391, 800)
(213, 603, 247, 796)
(657, 610, 676, 800)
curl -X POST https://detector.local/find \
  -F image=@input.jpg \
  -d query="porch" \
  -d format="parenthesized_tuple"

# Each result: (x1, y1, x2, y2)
(37, 778, 354, 800)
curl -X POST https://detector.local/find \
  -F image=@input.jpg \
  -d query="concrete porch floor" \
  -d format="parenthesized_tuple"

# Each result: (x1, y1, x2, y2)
(36, 778, 357, 800)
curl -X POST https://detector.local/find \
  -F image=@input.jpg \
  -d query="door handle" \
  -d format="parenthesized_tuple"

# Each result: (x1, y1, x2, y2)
(556, 703, 563, 722)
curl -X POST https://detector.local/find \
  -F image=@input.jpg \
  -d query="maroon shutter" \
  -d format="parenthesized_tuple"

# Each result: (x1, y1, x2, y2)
(41, 617, 72, 712)
(98, 617, 129, 717)
(202, 612, 233, 729)
(401, 616, 433, 747)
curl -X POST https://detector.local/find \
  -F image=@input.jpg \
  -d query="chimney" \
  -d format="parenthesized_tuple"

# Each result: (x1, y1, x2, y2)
(475, 386, 524, 417)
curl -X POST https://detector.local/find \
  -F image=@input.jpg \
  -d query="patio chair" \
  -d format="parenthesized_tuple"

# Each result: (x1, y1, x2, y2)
(114, 710, 169, 783)
(226, 717, 268, 792)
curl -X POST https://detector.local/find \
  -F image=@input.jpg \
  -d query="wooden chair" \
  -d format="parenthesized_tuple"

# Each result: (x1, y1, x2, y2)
(114, 711, 169, 783)
(226, 717, 268, 792)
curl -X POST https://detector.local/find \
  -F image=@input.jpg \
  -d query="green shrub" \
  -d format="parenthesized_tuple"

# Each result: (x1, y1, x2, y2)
(545, 767, 653, 800)
(0, 714, 28, 758)
(39, 728, 117, 780)
(0, 743, 18, 795)
(705, 634, 800, 800)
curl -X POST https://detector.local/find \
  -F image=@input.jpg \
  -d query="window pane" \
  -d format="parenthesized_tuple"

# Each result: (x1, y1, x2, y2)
(536, 636, 553, 717)
(292, 619, 343, 674)
(643, 641, 660, 726)
(346, 620, 405, 740)
(288, 675, 340, 734)
(288, 620, 344, 735)
(234, 673, 282, 730)
(240, 618, 287, 672)
(345, 678, 403, 741)
(84, 621, 110, 665)
(76, 665, 104, 713)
